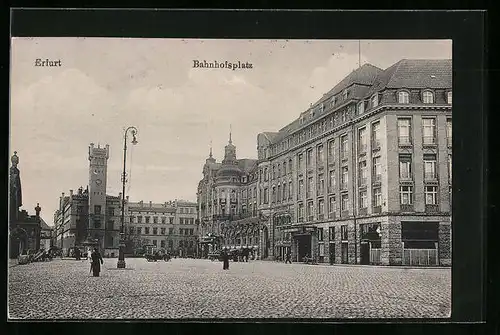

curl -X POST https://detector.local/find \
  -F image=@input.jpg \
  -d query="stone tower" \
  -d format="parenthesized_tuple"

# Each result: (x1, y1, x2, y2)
(88, 143, 109, 247)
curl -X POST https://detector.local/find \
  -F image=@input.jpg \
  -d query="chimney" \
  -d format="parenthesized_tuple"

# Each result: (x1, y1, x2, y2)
(69, 189, 73, 196)
(149, 201, 152, 207)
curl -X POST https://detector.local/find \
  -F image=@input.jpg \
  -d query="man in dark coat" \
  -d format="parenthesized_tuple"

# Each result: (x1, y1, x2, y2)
(285, 250, 292, 264)
(222, 249, 230, 270)
(90, 248, 104, 277)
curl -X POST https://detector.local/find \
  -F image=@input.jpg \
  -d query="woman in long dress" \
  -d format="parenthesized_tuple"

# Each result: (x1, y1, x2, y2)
(90, 248, 104, 277)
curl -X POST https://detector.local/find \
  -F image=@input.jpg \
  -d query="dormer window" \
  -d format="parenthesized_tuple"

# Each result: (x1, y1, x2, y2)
(423, 90, 434, 104)
(447, 91, 452, 104)
(331, 96, 337, 106)
(358, 101, 365, 114)
(371, 94, 379, 108)
(319, 103, 324, 113)
(398, 91, 410, 104)
(343, 89, 349, 100)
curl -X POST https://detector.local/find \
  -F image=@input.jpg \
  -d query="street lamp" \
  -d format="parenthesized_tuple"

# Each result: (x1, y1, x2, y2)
(117, 126, 138, 269)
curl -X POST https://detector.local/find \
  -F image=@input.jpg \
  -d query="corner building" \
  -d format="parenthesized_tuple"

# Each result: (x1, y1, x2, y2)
(257, 59, 452, 266)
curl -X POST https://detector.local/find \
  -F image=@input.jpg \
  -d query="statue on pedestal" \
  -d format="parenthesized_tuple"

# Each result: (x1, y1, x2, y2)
(9, 151, 22, 225)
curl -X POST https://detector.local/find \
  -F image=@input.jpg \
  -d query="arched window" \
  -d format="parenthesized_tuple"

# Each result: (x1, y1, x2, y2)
(422, 90, 434, 104)
(398, 91, 410, 104)
(447, 91, 452, 104)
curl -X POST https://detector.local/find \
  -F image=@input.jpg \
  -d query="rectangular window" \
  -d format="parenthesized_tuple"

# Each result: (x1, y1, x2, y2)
(169, 217, 173, 224)
(152, 240, 157, 246)
(168, 240, 173, 249)
(307, 177, 314, 198)
(359, 190, 368, 208)
(317, 144, 324, 165)
(129, 226, 135, 234)
(358, 127, 367, 153)
(341, 135, 348, 159)
(137, 216, 142, 224)
(153, 216, 158, 224)
(94, 205, 101, 215)
(298, 154, 304, 171)
(161, 217, 166, 224)
(399, 155, 412, 179)
(161, 227, 166, 235)
(306, 149, 313, 168)
(371, 94, 379, 108)
(307, 201, 314, 221)
(398, 118, 412, 145)
(341, 194, 349, 211)
(372, 121, 381, 149)
(283, 162, 287, 176)
(328, 140, 335, 161)
(329, 226, 335, 240)
(107, 207, 115, 216)
(422, 118, 436, 145)
(318, 228, 324, 241)
(373, 187, 382, 207)
(341, 225, 348, 241)
(277, 185, 281, 202)
(160, 240, 165, 248)
(318, 173, 325, 195)
(425, 186, 438, 205)
(359, 161, 367, 185)
(318, 199, 325, 218)
(145, 227, 150, 235)
(168, 228, 174, 234)
(298, 203, 304, 222)
(341, 167, 349, 189)
(373, 156, 381, 182)
(145, 216, 150, 224)
(282, 183, 287, 200)
(264, 188, 269, 204)
(329, 196, 336, 218)
(424, 154, 437, 180)
(137, 227, 142, 235)
(289, 181, 293, 200)
(179, 228, 184, 235)
(153, 227, 158, 235)
(329, 170, 336, 192)
(298, 180, 304, 198)
(400, 185, 413, 205)
(272, 187, 276, 203)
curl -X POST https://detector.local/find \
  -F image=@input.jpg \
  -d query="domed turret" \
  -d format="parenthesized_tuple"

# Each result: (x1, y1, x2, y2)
(216, 129, 242, 181)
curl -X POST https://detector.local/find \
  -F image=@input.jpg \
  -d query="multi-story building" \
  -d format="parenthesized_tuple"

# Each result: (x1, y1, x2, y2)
(197, 136, 260, 258)
(126, 200, 198, 257)
(53, 143, 121, 257)
(198, 59, 452, 266)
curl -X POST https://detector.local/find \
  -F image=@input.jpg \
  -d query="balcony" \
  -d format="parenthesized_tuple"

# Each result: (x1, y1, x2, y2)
(425, 204, 439, 213)
(372, 206, 382, 214)
(398, 136, 412, 147)
(328, 212, 336, 220)
(372, 140, 381, 151)
(400, 204, 414, 212)
(423, 136, 436, 146)
(358, 208, 368, 216)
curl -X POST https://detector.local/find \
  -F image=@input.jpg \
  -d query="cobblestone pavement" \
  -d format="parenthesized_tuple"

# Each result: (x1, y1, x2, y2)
(8, 258, 450, 319)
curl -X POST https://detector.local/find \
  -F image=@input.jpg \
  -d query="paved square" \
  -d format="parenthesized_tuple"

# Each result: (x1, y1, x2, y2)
(8, 258, 450, 319)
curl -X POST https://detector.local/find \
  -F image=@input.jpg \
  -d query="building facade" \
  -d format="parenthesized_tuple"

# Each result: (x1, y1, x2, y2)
(198, 59, 452, 266)
(197, 136, 261, 258)
(125, 200, 198, 257)
(53, 143, 121, 257)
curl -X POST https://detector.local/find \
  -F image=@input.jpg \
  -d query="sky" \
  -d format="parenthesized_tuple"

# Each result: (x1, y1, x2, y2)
(10, 38, 452, 225)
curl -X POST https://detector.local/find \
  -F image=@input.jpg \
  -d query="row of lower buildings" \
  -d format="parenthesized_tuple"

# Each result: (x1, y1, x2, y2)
(52, 143, 199, 257)
(197, 59, 452, 266)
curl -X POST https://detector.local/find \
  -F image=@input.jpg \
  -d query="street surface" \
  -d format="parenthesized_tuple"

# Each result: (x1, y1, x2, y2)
(8, 258, 451, 319)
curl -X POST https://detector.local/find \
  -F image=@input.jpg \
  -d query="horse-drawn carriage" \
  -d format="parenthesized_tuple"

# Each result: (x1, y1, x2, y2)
(144, 245, 171, 262)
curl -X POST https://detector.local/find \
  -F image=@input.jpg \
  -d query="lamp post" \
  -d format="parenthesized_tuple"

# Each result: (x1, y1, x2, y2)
(117, 126, 138, 269)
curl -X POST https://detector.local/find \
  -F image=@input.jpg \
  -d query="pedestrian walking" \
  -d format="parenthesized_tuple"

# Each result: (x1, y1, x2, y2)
(222, 249, 230, 270)
(90, 248, 104, 277)
(75, 248, 81, 261)
(285, 251, 292, 264)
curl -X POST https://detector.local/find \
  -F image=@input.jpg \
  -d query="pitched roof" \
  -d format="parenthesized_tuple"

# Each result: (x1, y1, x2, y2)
(39, 217, 52, 230)
(369, 59, 452, 94)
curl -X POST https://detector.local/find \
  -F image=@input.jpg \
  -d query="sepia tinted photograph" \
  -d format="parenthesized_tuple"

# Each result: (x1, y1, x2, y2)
(9, 38, 452, 320)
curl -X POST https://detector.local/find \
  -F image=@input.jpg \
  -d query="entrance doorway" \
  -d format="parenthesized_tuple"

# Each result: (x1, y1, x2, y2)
(360, 241, 370, 265)
(329, 243, 335, 264)
(341, 242, 348, 264)
(297, 234, 311, 261)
